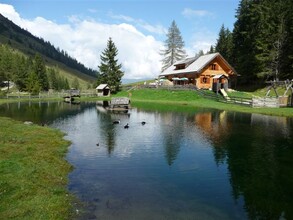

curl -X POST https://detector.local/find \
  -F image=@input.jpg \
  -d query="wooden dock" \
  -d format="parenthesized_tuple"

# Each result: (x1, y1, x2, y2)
(109, 97, 130, 110)
(63, 89, 80, 102)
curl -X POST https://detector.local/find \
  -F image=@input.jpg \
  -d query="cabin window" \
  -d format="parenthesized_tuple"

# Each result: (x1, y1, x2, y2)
(201, 77, 210, 84)
(210, 64, 218, 70)
(175, 64, 185, 70)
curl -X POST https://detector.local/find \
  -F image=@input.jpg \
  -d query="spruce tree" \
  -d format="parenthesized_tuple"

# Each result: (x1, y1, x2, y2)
(47, 67, 59, 90)
(33, 54, 49, 91)
(14, 56, 29, 91)
(232, 0, 260, 83)
(161, 20, 186, 71)
(97, 37, 124, 93)
(215, 24, 233, 63)
(208, 45, 215, 54)
(72, 77, 80, 89)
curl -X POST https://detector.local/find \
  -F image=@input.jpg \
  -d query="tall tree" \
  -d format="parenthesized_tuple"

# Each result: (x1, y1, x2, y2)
(232, 0, 260, 84)
(208, 45, 215, 54)
(26, 70, 40, 94)
(14, 56, 29, 91)
(215, 24, 233, 63)
(232, 0, 293, 84)
(161, 20, 186, 71)
(97, 37, 124, 93)
(32, 54, 49, 91)
(72, 77, 80, 89)
(280, 0, 293, 79)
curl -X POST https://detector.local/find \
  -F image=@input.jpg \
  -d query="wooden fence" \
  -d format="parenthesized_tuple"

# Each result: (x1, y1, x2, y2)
(0, 91, 97, 100)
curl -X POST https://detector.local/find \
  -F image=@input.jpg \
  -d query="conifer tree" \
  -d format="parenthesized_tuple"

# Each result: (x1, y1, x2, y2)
(33, 54, 49, 91)
(47, 67, 59, 90)
(215, 24, 233, 63)
(14, 56, 29, 91)
(232, 0, 260, 83)
(26, 70, 40, 94)
(72, 77, 80, 89)
(97, 37, 124, 93)
(208, 45, 215, 54)
(161, 20, 186, 71)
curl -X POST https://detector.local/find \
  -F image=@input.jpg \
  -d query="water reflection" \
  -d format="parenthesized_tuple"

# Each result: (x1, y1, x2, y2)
(0, 101, 93, 124)
(1, 101, 292, 219)
(194, 110, 293, 220)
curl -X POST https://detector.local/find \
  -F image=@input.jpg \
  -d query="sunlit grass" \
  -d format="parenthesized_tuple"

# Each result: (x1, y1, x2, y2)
(114, 88, 293, 117)
(0, 117, 74, 219)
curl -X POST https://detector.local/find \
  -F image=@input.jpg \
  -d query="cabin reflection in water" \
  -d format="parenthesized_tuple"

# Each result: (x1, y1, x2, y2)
(194, 111, 231, 145)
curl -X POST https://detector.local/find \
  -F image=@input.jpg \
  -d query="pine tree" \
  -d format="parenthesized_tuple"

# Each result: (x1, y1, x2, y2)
(215, 25, 233, 64)
(232, 0, 260, 84)
(208, 45, 215, 54)
(97, 37, 124, 93)
(47, 67, 59, 90)
(14, 56, 29, 91)
(33, 54, 49, 91)
(72, 77, 80, 89)
(161, 20, 186, 71)
(26, 70, 40, 94)
(280, 0, 293, 79)
(195, 50, 204, 59)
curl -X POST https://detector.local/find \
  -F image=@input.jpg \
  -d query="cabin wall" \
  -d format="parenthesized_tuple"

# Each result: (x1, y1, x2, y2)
(195, 59, 230, 89)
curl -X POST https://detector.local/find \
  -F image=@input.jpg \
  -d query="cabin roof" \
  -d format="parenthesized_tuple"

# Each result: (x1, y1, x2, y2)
(213, 74, 228, 79)
(160, 53, 236, 76)
(96, 84, 109, 90)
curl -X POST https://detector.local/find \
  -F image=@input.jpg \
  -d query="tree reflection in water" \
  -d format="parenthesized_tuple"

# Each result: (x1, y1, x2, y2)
(195, 110, 293, 219)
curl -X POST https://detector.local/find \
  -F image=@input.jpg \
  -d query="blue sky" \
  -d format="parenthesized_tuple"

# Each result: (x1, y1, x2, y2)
(0, 0, 239, 79)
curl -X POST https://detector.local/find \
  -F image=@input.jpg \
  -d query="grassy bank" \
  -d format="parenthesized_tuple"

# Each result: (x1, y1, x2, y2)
(1, 88, 292, 117)
(0, 117, 73, 220)
(114, 89, 293, 117)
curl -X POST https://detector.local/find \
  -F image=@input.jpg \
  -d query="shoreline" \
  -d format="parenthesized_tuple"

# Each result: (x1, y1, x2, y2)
(0, 117, 75, 219)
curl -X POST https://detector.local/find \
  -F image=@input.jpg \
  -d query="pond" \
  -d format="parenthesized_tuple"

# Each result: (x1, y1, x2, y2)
(1, 101, 293, 219)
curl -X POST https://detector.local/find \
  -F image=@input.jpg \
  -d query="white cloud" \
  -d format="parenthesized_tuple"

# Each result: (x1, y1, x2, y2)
(182, 8, 213, 18)
(0, 3, 163, 79)
(186, 29, 217, 56)
(109, 12, 167, 35)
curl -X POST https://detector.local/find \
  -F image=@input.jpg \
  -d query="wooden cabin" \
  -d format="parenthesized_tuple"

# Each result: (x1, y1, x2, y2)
(159, 53, 236, 91)
(96, 84, 111, 97)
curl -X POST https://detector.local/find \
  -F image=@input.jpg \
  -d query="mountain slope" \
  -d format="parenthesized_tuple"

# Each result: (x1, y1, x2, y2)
(0, 14, 97, 84)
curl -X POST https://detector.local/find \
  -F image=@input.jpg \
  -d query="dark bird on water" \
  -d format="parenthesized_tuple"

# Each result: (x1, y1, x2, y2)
(124, 123, 129, 129)
(113, 119, 120, 124)
(96, 143, 99, 146)
(141, 121, 146, 125)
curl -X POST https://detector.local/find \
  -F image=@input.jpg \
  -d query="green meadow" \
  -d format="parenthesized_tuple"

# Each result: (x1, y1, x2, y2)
(114, 88, 293, 117)
(0, 117, 74, 220)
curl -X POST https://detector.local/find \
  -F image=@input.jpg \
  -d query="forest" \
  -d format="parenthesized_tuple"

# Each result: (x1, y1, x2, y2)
(0, 44, 73, 94)
(0, 14, 97, 78)
(213, 0, 293, 85)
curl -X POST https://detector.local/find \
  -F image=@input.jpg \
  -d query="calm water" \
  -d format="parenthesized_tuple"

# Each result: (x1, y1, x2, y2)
(1, 101, 293, 220)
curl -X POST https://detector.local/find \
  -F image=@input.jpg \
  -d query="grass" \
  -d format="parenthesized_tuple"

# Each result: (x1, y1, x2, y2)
(1, 87, 292, 117)
(113, 88, 293, 117)
(0, 117, 74, 220)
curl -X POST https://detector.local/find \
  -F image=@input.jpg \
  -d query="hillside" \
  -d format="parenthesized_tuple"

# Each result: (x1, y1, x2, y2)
(0, 14, 97, 87)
